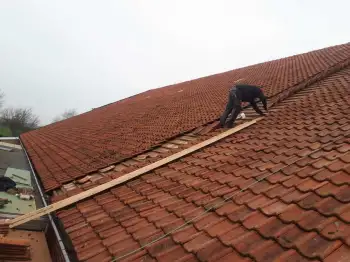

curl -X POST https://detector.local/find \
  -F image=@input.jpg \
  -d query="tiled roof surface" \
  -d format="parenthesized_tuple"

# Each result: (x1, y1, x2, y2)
(0, 237, 31, 261)
(56, 65, 350, 261)
(21, 43, 350, 191)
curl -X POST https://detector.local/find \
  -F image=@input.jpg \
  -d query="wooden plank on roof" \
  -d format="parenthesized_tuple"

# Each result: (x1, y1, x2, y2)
(9, 117, 263, 228)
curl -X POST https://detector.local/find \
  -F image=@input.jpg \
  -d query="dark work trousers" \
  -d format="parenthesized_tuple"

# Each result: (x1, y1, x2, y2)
(220, 88, 242, 128)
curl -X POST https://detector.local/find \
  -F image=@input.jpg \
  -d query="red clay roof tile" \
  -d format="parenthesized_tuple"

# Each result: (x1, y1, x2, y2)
(85, 250, 111, 262)
(196, 238, 232, 261)
(108, 237, 140, 257)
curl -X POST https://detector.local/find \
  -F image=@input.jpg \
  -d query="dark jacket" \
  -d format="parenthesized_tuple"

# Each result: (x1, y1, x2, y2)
(233, 84, 267, 114)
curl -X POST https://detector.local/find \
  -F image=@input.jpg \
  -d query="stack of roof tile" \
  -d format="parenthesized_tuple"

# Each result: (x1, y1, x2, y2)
(0, 220, 10, 236)
(55, 64, 350, 260)
(0, 237, 31, 261)
(20, 43, 350, 192)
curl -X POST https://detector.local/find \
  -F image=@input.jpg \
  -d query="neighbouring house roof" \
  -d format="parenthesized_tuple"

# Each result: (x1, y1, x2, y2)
(21, 43, 350, 192)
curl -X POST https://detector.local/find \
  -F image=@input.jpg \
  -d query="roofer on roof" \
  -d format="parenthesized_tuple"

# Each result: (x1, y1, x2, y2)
(220, 80, 268, 128)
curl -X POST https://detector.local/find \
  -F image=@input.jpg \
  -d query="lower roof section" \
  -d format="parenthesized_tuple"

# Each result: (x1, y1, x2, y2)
(55, 65, 350, 261)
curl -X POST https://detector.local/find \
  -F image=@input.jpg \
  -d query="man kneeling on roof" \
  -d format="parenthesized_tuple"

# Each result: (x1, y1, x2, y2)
(220, 80, 268, 128)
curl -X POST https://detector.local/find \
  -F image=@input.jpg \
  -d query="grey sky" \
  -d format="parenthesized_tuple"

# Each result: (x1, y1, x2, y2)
(0, 1, 348, 125)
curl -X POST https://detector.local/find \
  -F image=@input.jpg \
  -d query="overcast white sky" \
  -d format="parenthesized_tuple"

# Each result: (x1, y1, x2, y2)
(0, 1, 349, 124)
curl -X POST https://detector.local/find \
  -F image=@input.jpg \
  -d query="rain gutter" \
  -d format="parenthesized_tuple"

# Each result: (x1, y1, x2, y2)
(19, 138, 71, 262)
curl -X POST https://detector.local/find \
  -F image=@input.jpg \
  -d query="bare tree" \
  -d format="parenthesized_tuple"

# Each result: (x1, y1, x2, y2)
(0, 107, 40, 136)
(62, 109, 77, 119)
(52, 109, 78, 123)
(0, 89, 4, 109)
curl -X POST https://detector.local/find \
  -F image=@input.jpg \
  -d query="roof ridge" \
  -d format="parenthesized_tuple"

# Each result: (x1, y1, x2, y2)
(41, 44, 350, 126)
(99, 42, 350, 109)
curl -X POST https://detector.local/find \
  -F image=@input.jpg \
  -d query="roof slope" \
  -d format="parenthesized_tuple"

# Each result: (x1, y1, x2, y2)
(21, 43, 350, 191)
(56, 65, 350, 261)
